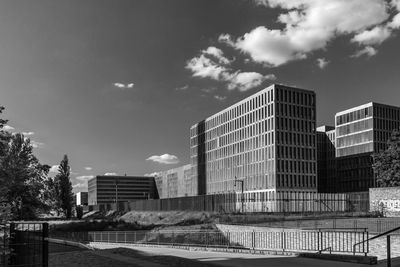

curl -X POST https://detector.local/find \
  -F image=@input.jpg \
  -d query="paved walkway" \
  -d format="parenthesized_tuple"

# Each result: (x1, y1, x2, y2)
(92, 243, 400, 267)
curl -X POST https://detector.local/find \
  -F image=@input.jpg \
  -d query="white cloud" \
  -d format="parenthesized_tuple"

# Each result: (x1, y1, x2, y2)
(175, 85, 189, 91)
(49, 165, 59, 173)
(392, 0, 400, 11)
(84, 167, 93, 171)
(218, 34, 235, 46)
(388, 13, 400, 29)
(202, 46, 232, 64)
(186, 54, 228, 80)
(201, 87, 217, 93)
(351, 26, 391, 45)
(186, 47, 275, 91)
(146, 154, 180, 164)
(72, 182, 86, 189)
(104, 172, 118, 176)
(144, 172, 160, 177)
(316, 58, 329, 69)
(3, 125, 14, 131)
(76, 175, 94, 181)
(226, 0, 393, 66)
(227, 72, 276, 92)
(351, 46, 378, 58)
(113, 82, 134, 89)
(31, 140, 44, 148)
(214, 95, 227, 101)
(22, 131, 35, 136)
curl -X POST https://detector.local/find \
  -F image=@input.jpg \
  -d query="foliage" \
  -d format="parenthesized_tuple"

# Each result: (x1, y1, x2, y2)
(76, 205, 83, 219)
(55, 155, 74, 219)
(0, 133, 50, 219)
(372, 129, 400, 187)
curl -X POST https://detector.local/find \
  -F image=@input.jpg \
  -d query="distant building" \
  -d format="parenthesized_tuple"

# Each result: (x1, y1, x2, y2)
(190, 84, 317, 204)
(153, 164, 195, 199)
(88, 175, 157, 205)
(334, 102, 400, 192)
(76, 191, 88, 206)
(316, 126, 336, 192)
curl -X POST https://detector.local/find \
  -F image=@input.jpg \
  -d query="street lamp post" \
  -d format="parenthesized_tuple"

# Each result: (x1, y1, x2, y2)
(115, 178, 119, 211)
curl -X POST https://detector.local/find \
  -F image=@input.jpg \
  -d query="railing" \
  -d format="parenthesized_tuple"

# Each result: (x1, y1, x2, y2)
(253, 217, 400, 234)
(85, 228, 369, 255)
(353, 226, 400, 267)
(1, 223, 48, 267)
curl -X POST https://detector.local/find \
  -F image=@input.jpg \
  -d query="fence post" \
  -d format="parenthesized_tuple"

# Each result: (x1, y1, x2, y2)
(227, 231, 229, 249)
(252, 230, 255, 252)
(387, 235, 391, 267)
(42, 223, 49, 267)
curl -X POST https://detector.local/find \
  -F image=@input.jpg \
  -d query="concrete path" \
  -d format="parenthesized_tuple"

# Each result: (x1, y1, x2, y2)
(92, 243, 400, 267)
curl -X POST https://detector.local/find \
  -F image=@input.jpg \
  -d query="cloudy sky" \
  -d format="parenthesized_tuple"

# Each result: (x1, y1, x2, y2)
(1, 0, 400, 191)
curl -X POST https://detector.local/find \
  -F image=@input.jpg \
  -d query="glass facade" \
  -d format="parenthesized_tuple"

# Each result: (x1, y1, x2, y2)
(333, 102, 400, 192)
(336, 104, 374, 158)
(153, 164, 195, 199)
(190, 84, 317, 199)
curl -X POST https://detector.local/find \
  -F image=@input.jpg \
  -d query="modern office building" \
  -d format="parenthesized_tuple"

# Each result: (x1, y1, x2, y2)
(334, 102, 400, 192)
(316, 126, 336, 192)
(76, 191, 88, 206)
(88, 175, 157, 205)
(190, 84, 317, 205)
(153, 164, 195, 199)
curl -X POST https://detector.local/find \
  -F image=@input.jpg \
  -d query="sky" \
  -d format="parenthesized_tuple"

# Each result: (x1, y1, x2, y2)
(1, 0, 400, 192)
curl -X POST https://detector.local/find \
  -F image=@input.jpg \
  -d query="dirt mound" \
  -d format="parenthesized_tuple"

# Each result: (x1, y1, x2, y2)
(118, 211, 216, 227)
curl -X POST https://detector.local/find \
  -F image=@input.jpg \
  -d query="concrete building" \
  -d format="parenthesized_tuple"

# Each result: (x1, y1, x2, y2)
(316, 126, 336, 192)
(190, 84, 317, 206)
(154, 164, 195, 199)
(88, 175, 157, 205)
(76, 191, 88, 206)
(334, 102, 400, 192)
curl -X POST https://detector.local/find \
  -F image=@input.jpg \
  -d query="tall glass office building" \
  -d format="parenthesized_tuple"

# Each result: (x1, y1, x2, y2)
(317, 126, 336, 192)
(190, 84, 317, 203)
(334, 102, 400, 192)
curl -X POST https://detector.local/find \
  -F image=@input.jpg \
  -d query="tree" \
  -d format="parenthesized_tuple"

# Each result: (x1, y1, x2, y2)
(0, 106, 52, 220)
(372, 129, 400, 187)
(55, 155, 74, 218)
(0, 133, 50, 219)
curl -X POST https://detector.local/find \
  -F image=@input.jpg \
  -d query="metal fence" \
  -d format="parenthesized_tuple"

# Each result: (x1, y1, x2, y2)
(0, 223, 48, 267)
(257, 217, 400, 234)
(92, 191, 370, 214)
(86, 228, 369, 255)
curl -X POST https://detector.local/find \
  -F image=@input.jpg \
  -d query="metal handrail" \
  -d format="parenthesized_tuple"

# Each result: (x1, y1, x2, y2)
(318, 246, 332, 254)
(353, 225, 400, 255)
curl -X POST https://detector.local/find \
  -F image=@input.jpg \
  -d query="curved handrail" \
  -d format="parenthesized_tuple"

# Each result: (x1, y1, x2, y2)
(353, 225, 400, 255)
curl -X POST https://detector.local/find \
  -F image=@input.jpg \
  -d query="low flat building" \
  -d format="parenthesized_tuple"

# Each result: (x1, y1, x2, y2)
(88, 175, 157, 205)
